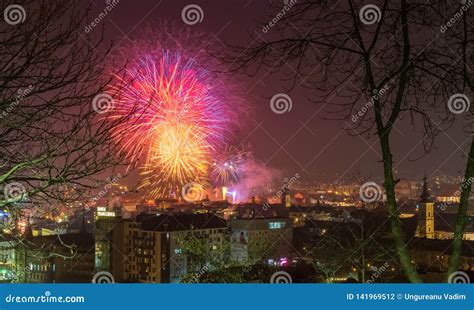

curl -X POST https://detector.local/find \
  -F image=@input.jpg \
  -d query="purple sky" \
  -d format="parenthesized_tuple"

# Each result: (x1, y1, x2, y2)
(87, 0, 469, 183)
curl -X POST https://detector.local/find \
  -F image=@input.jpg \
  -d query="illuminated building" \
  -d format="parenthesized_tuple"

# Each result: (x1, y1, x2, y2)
(16, 231, 94, 283)
(95, 206, 121, 273)
(416, 176, 474, 241)
(105, 213, 228, 283)
(416, 176, 435, 239)
(282, 187, 291, 208)
(230, 218, 292, 264)
(0, 235, 20, 282)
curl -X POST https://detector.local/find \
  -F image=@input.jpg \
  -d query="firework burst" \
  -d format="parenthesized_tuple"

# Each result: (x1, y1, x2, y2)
(211, 146, 248, 187)
(106, 24, 249, 199)
(110, 52, 228, 160)
(109, 51, 234, 197)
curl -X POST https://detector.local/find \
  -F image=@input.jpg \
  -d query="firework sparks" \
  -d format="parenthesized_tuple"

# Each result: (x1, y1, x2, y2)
(109, 51, 234, 197)
(110, 53, 228, 159)
(211, 146, 248, 187)
(106, 23, 249, 199)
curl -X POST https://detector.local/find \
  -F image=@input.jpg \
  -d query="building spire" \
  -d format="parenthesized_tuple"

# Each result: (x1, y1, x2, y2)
(420, 173, 432, 203)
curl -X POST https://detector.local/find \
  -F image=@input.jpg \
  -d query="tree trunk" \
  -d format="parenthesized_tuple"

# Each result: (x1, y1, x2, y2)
(446, 139, 474, 280)
(380, 135, 422, 283)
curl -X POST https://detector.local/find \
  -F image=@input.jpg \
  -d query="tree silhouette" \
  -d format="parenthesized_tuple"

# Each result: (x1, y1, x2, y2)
(223, 0, 471, 282)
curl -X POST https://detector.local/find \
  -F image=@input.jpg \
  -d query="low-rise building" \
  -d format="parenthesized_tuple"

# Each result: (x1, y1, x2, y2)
(106, 213, 228, 283)
(230, 217, 293, 265)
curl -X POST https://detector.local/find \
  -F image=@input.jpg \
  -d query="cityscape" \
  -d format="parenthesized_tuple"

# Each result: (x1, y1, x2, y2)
(0, 0, 473, 286)
(1, 174, 473, 283)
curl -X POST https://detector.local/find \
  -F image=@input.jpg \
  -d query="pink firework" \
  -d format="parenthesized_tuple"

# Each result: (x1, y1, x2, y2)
(109, 52, 230, 157)
(106, 24, 249, 198)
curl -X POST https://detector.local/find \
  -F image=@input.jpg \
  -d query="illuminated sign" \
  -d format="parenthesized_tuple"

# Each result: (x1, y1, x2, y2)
(269, 222, 286, 229)
(97, 211, 116, 217)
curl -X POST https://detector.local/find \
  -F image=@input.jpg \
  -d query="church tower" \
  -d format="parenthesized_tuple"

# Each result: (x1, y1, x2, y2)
(417, 175, 435, 239)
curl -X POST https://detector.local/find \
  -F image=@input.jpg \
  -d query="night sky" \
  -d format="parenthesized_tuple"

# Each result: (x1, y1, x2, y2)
(88, 0, 468, 183)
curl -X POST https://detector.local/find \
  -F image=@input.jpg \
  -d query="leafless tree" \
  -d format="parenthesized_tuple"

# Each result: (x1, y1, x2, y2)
(223, 0, 464, 282)
(0, 0, 130, 278)
(434, 2, 474, 279)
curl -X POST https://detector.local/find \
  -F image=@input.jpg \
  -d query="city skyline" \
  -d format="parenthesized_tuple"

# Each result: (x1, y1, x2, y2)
(81, 0, 469, 183)
(0, 0, 473, 288)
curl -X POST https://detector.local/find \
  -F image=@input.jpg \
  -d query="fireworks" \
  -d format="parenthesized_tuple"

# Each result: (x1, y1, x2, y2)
(211, 146, 248, 187)
(109, 52, 235, 197)
(110, 53, 228, 158)
(106, 24, 249, 199)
